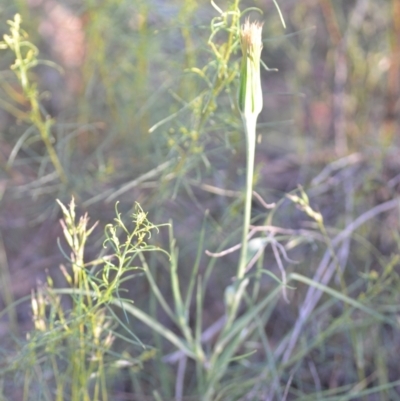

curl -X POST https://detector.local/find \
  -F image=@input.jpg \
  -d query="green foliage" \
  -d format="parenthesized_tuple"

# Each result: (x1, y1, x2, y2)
(1, 199, 166, 401)
(0, 14, 66, 182)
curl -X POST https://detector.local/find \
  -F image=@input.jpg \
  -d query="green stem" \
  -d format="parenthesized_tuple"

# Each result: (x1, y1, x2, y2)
(237, 115, 256, 279)
(29, 97, 68, 184)
(219, 115, 256, 336)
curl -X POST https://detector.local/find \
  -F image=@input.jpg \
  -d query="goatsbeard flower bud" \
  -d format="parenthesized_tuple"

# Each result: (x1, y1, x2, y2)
(238, 19, 263, 119)
(236, 20, 264, 281)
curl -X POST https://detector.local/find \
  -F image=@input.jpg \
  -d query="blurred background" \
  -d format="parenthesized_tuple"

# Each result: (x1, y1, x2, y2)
(1, 0, 400, 399)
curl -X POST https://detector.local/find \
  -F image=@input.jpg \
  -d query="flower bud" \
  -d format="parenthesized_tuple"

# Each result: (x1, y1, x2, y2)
(238, 19, 263, 119)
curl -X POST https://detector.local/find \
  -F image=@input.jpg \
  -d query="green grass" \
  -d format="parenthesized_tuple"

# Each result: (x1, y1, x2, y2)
(1, 0, 400, 400)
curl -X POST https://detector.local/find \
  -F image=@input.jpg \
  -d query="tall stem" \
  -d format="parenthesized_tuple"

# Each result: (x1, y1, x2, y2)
(237, 116, 256, 279)
(220, 116, 256, 336)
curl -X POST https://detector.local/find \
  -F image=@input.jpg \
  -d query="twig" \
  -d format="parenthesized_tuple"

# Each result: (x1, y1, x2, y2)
(205, 243, 242, 258)
(106, 160, 174, 202)
(271, 241, 289, 303)
(252, 190, 275, 209)
(250, 224, 325, 242)
(281, 373, 294, 401)
(311, 152, 362, 186)
(188, 179, 241, 198)
(205, 228, 258, 258)
(175, 355, 187, 401)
